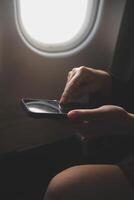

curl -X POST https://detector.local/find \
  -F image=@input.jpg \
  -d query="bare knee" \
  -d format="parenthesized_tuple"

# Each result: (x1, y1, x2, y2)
(44, 165, 91, 200)
(44, 173, 64, 200)
(44, 165, 134, 200)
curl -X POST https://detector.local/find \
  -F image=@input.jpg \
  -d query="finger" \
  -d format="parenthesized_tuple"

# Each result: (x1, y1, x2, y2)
(63, 84, 90, 104)
(67, 68, 78, 81)
(67, 106, 110, 121)
(60, 73, 82, 104)
(60, 71, 76, 104)
(60, 67, 92, 104)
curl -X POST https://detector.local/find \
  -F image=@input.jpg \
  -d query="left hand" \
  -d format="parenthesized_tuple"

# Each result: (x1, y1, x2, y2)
(67, 105, 133, 138)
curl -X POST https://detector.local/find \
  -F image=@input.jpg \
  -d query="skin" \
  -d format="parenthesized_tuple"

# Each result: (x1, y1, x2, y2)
(44, 66, 134, 200)
(60, 66, 112, 105)
(44, 165, 134, 200)
(67, 105, 134, 138)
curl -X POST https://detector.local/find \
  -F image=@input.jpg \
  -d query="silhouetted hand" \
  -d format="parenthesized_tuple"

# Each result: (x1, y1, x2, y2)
(60, 66, 111, 105)
(67, 105, 134, 138)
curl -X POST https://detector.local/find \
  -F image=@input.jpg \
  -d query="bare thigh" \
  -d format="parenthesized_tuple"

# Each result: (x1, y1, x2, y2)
(44, 164, 134, 200)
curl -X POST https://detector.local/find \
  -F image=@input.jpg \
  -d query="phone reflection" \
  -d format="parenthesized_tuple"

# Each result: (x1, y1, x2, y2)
(26, 100, 61, 114)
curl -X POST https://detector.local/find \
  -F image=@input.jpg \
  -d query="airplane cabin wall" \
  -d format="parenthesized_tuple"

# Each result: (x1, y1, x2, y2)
(0, 0, 126, 154)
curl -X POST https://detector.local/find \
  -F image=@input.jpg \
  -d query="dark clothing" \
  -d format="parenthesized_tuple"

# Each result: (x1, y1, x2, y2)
(111, 74, 134, 113)
(111, 74, 134, 187)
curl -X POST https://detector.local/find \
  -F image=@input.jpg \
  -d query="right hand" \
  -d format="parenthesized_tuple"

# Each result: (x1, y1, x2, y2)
(60, 66, 112, 105)
(67, 105, 132, 138)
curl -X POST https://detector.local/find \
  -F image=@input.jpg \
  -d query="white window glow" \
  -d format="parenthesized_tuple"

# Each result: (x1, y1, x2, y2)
(17, 0, 95, 51)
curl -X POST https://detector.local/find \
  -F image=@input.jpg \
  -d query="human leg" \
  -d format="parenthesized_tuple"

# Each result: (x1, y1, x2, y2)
(44, 164, 134, 200)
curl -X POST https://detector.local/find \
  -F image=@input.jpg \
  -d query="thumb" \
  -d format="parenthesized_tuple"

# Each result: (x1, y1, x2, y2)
(68, 107, 107, 121)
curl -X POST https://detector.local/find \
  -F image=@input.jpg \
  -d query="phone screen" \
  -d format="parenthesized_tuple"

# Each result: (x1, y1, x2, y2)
(26, 100, 62, 114)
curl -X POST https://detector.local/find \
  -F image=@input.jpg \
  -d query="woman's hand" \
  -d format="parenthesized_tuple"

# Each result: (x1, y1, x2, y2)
(67, 105, 134, 138)
(60, 66, 111, 105)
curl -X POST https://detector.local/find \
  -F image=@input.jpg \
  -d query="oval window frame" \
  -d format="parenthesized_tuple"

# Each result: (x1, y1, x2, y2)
(14, 0, 99, 54)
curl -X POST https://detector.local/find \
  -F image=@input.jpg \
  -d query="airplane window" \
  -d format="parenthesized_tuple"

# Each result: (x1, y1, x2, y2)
(15, 0, 98, 53)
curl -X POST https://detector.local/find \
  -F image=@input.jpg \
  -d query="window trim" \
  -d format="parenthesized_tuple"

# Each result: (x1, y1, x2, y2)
(14, 0, 100, 54)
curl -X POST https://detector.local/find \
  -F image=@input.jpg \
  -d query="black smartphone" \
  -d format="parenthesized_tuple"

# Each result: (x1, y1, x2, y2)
(21, 98, 90, 119)
(21, 98, 67, 119)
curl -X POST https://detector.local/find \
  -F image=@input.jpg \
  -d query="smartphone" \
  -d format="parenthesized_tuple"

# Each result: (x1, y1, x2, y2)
(21, 98, 90, 119)
(21, 98, 67, 119)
